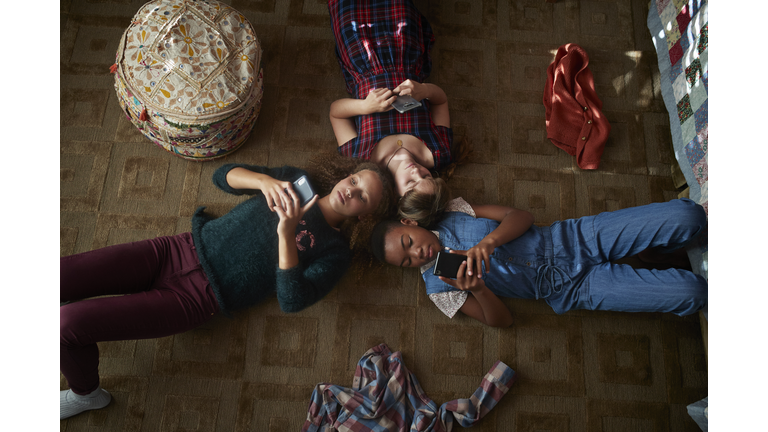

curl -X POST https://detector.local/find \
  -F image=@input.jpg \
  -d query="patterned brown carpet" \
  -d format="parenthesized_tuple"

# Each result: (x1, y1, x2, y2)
(60, 0, 707, 430)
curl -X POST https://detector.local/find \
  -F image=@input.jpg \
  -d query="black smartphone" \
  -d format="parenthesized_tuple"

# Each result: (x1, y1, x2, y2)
(290, 175, 316, 206)
(433, 251, 466, 279)
(391, 94, 422, 113)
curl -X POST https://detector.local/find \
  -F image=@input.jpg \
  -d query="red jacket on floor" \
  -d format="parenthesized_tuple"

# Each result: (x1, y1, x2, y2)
(544, 44, 610, 170)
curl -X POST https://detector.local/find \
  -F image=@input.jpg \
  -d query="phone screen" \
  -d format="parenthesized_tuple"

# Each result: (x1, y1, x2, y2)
(433, 251, 466, 279)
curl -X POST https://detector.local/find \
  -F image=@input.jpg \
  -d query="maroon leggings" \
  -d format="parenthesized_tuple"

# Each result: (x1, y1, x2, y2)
(60, 233, 220, 394)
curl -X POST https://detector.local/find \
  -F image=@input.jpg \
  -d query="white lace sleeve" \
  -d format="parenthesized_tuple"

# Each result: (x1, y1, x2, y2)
(445, 197, 476, 217)
(428, 291, 468, 318)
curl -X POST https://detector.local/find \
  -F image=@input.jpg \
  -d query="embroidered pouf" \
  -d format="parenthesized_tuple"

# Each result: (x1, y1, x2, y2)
(113, 0, 263, 160)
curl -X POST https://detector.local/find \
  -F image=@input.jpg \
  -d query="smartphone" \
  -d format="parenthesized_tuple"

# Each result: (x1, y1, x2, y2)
(391, 94, 422, 113)
(433, 251, 466, 279)
(290, 175, 316, 206)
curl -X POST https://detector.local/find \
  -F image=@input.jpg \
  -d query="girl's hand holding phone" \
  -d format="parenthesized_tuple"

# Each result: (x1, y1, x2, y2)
(465, 239, 496, 277)
(392, 79, 422, 100)
(439, 260, 487, 293)
(446, 239, 496, 278)
(273, 192, 318, 238)
(258, 176, 294, 214)
(364, 88, 397, 113)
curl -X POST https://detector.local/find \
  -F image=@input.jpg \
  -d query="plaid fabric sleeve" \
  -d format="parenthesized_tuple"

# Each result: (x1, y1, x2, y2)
(433, 361, 517, 431)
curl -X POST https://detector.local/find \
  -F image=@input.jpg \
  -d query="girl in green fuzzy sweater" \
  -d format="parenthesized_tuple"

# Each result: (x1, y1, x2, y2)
(60, 153, 395, 420)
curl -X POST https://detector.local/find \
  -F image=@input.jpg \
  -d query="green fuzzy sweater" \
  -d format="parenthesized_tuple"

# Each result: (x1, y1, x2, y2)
(191, 164, 351, 315)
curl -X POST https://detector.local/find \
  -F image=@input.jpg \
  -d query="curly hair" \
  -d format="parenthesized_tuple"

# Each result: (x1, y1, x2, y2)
(303, 152, 396, 250)
(396, 176, 451, 228)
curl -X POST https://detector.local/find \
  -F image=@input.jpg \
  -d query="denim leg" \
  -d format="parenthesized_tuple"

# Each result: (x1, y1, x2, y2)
(587, 198, 707, 262)
(582, 262, 707, 316)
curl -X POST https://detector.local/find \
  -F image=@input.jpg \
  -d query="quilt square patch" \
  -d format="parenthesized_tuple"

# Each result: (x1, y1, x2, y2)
(669, 41, 684, 66)
(697, 23, 708, 54)
(681, 115, 696, 144)
(670, 58, 684, 82)
(684, 135, 705, 167)
(677, 94, 693, 124)
(685, 58, 702, 86)
(656, 0, 672, 16)
(693, 158, 708, 186)
(697, 127, 708, 153)
(665, 24, 682, 49)
(679, 27, 691, 54)
(694, 99, 708, 134)
(691, 0, 703, 17)
(676, 6, 691, 33)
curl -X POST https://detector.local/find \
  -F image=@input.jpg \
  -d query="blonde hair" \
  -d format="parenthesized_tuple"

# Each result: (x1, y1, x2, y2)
(397, 176, 451, 228)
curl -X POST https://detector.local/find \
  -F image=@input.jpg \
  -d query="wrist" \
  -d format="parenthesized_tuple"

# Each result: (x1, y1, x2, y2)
(468, 281, 488, 294)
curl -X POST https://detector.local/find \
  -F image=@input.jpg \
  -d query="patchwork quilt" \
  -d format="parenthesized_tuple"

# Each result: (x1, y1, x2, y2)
(647, 0, 708, 282)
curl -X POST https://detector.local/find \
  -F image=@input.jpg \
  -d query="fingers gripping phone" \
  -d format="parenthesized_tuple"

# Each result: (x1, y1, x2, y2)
(391, 94, 422, 113)
(433, 251, 466, 279)
(288, 175, 316, 206)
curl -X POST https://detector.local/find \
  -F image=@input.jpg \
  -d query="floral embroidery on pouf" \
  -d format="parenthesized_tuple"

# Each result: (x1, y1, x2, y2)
(113, 0, 263, 160)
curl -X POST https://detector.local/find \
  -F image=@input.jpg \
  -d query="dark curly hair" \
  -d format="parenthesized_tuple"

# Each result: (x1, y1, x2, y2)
(303, 152, 396, 251)
(369, 219, 403, 264)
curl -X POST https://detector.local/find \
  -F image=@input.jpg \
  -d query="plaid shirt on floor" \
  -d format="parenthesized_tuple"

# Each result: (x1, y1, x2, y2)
(301, 344, 516, 432)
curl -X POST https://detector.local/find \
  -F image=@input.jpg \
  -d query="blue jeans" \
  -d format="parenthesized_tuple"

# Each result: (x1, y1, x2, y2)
(428, 198, 707, 316)
(544, 198, 708, 315)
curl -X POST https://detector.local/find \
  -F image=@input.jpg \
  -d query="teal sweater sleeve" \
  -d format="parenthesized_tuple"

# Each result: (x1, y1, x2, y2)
(212, 163, 300, 195)
(275, 243, 351, 313)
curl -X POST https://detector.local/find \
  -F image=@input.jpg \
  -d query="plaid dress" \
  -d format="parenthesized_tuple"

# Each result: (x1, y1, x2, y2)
(329, 0, 453, 169)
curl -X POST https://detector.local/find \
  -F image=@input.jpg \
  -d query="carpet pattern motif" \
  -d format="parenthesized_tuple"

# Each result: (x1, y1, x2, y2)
(60, 0, 707, 430)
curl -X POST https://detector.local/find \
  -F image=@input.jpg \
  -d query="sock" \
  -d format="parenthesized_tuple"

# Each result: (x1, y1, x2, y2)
(60, 386, 111, 420)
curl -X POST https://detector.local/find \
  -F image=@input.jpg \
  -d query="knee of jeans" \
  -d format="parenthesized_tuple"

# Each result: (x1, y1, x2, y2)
(60, 304, 88, 347)
(677, 199, 707, 230)
(680, 281, 708, 316)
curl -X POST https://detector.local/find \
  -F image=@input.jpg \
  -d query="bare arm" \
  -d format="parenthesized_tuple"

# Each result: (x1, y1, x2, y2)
(329, 89, 397, 146)
(225, 167, 294, 213)
(462, 204, 534, 277)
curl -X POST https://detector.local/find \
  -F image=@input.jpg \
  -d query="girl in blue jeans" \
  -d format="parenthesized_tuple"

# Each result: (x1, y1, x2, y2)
(370, 197, 707, 327)
(60, 155, 395, 420)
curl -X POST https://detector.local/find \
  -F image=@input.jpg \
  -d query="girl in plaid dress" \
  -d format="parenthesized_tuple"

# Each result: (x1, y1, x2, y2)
(328, 0, 453, 226)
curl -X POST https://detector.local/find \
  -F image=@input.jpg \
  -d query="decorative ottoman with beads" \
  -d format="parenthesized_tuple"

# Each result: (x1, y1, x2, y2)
(112, 0, 263, 160)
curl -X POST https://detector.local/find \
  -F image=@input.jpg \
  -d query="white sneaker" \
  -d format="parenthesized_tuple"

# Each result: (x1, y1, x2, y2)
(60, 387, 111, 420)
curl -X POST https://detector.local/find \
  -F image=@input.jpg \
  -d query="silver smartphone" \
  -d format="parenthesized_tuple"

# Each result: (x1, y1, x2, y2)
(391, 94, 422, 113)
(290, 175, 316, 206)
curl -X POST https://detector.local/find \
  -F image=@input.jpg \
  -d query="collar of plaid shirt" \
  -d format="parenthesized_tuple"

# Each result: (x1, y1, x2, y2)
(301, 343, 516, 431)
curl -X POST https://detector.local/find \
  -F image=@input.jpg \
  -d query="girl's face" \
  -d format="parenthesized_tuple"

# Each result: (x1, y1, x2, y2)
(394, 161, 432, 196)
(383, 223, 442, 268)
(329, 169, 384, 219)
